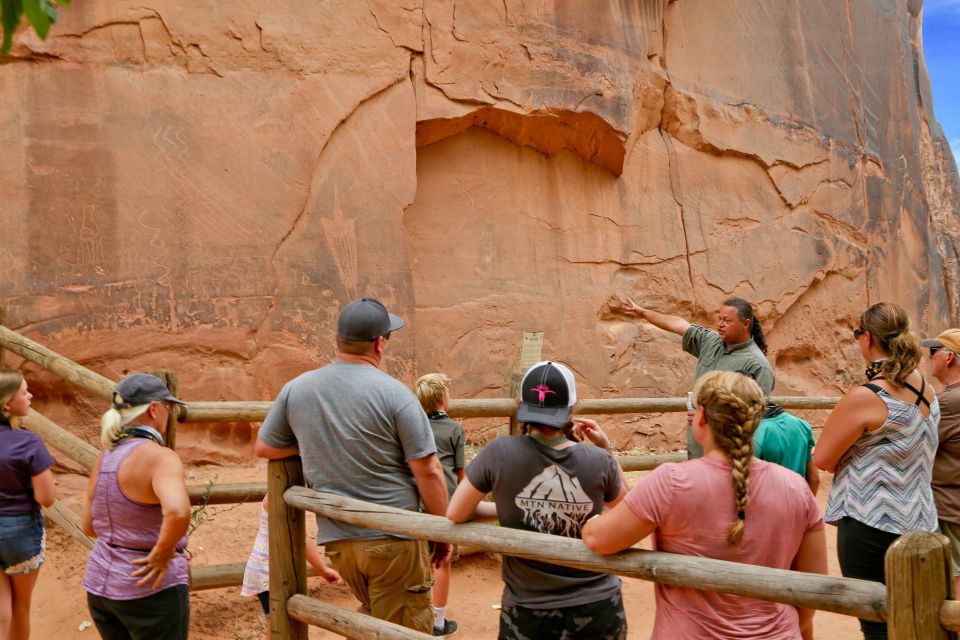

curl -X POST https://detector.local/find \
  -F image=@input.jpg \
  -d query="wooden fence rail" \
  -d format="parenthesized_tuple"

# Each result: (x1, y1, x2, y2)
(0, 325, 115, 399)
(180, 395, 841, 423)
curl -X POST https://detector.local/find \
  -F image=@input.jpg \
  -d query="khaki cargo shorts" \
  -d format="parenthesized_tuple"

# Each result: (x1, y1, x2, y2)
(325, 537, 434, 633)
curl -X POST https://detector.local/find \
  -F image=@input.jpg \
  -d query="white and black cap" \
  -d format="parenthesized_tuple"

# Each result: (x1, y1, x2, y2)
(516, 360, 577, 428)
(337, 297, 405, 341)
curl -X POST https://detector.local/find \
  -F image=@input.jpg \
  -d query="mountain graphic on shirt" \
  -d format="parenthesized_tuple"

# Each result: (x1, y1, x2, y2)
(514, 464, 594, 537)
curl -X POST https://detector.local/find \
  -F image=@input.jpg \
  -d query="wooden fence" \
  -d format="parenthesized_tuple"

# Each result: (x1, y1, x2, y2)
(11, 322, 952, 639)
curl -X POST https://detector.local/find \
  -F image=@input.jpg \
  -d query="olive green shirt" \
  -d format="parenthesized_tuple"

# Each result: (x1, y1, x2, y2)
(682, 325, 775, 393)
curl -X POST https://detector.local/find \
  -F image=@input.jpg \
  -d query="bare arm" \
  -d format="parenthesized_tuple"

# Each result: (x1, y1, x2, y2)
(81, 452, 103, 537)
(791, 528, 828, 640)
(582, 499, 657, 555)
(131, 449, 190, 589)
(254, 437, 299, 460)
(455, 468, 465, 484)
(409, 453, 449, 517)
(621, 297, 691, 336)
(447, 478, 487, 522)
(805, 460, 820, 496)
(31, 469, 56, 508)
(410, 453, 451, 568)
(305, 541, 342, 584)
(813, 386, 886, 472)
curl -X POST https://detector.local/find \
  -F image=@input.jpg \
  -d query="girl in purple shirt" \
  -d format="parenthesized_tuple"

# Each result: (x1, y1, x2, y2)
(0, 370, 57, 640)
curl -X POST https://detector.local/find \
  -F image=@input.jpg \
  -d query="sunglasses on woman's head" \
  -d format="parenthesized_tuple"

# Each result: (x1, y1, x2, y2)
(853, 328, 866, 339)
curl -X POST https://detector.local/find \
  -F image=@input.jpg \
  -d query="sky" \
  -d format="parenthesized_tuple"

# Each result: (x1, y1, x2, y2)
(923, 0, 960, 163)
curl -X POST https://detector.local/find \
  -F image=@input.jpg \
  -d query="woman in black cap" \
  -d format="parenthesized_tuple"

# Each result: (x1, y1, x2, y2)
(81, 373, 192, 640)
(448, 361, 628, 640)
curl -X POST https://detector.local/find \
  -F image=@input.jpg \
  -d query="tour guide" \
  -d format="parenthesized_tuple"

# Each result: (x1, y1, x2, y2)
(616, 295, 774, 457)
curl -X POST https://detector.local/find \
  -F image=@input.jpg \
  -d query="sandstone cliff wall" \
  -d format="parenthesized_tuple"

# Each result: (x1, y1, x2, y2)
(1, 1, 957, 458)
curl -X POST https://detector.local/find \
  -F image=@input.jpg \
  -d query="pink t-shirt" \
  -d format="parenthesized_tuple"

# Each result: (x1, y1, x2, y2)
(624, 457, 823, 640)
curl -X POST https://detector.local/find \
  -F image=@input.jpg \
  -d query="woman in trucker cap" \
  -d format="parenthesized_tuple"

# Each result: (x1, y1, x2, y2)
(81, 373, 191, 640)
(448, 361, 629, 640)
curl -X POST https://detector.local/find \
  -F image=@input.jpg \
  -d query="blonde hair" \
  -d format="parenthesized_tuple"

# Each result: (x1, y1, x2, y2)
(414, 373, 451, 413)
(0, 369, 25, 420)
(101, 404, 151, 448)
(859, 302, 922, 387)
(694, 370, 765, 546)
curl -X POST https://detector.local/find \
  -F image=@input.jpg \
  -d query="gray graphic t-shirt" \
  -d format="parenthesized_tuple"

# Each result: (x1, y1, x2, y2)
(467, 436, 622, 608)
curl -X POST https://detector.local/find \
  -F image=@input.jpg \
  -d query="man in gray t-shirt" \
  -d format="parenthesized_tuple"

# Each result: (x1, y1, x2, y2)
(255, 297, 450, 634)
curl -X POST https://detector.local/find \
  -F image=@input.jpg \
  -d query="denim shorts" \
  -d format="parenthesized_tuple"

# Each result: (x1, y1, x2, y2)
(0, 509, 45, 575)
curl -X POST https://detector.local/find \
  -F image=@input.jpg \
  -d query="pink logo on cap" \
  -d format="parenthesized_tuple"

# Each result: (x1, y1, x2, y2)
(531, 384, 556, 405)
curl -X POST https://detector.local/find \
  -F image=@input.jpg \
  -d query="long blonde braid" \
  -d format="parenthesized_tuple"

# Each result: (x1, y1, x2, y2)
(694, 371, 765, 546)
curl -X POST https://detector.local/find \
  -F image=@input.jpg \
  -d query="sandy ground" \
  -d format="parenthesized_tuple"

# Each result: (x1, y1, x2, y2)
(34, 463, 860, 639)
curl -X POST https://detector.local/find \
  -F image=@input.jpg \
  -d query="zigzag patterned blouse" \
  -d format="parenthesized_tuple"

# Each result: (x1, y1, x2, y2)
(825, 386, 940, 534)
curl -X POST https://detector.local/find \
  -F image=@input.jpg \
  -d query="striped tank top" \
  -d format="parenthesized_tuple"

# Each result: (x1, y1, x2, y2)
(825, 385, 940, 534)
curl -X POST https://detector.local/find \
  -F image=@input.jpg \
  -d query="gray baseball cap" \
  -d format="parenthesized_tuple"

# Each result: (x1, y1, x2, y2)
(337, 297, 405, 341)
(112, 373, 184, 409)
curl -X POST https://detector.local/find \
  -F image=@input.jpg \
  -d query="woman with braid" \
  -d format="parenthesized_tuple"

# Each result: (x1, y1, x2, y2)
(814, 303, 938, 640)
(584, 371, 826, 639)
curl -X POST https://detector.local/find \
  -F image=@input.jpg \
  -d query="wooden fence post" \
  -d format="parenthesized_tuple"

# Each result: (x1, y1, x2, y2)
(885, 531, 956, 639)
(268, 458, 307, 640)
(149, 369, 179, 450)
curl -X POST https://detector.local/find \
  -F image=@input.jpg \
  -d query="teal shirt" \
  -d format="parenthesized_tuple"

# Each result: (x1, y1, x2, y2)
(682, 325, 775, 393)
(753, 410, 815, 477)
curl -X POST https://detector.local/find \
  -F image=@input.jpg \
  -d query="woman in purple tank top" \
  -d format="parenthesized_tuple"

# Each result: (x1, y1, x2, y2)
(81, 373, 191, 640)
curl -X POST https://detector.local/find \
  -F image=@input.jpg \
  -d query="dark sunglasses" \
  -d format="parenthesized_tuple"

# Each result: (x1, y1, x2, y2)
(853, 327, 866, 339)
(929, 347, 943, 357)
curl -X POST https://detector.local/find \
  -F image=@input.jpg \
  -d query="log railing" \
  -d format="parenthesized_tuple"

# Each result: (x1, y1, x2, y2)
(176, 395, 840, 423)
(268, 458, 958, 640)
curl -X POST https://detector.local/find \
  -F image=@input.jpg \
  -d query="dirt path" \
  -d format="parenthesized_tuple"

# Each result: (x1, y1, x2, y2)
(35, 464, 860, 639)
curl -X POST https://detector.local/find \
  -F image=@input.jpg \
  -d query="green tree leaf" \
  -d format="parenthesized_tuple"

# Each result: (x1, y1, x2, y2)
(1, 0, 67, 54)
(22, 0, 52, 40)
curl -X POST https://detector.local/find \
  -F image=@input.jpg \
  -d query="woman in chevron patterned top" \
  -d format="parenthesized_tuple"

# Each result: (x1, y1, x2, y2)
(815, 302, 939, 640)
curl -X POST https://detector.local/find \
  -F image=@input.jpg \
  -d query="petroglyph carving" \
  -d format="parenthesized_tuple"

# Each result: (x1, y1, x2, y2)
(321, 188, 358, 298)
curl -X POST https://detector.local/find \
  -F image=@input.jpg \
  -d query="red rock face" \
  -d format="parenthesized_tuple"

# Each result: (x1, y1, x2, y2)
(1, 1, 957, 457)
